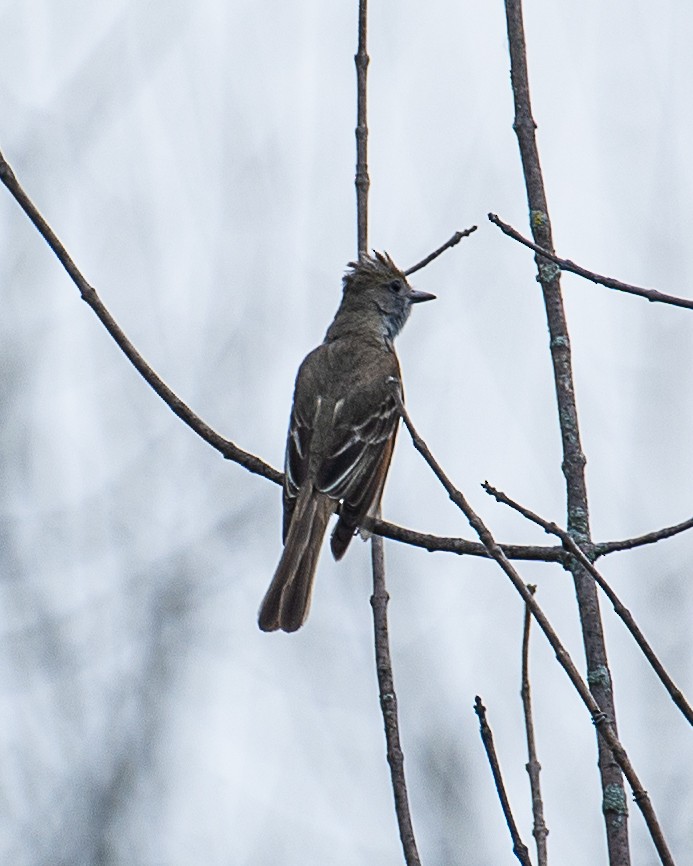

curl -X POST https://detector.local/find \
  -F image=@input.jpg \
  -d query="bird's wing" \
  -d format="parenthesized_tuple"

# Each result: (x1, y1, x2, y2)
(283, 342, 402, 541)
(315, 390, 399, 504)
(281, 345, 328, 541)
(316, 346, 402, 530)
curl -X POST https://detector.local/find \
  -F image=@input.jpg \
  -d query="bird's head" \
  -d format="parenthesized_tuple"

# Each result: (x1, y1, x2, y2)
(342, 251, 436, 341)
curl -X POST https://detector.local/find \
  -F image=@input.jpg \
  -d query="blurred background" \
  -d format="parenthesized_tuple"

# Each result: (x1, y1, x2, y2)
(0, 1, 691, 863)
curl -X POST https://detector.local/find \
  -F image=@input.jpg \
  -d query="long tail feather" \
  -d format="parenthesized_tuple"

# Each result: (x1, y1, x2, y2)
(258, 488, 334, 632)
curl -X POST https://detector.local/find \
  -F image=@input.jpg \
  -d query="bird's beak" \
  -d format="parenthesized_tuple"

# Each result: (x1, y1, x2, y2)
(408, 288, 436, 303)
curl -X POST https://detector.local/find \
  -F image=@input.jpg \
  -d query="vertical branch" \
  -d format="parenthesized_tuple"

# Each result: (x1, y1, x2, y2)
(371, 531, 422, 866)
(354, 4, 421, 864)
(502, 2, 630, 862)
(355, 0, 370, 254)
(474, 697, 534, 866)
(521, 586, 549, 866)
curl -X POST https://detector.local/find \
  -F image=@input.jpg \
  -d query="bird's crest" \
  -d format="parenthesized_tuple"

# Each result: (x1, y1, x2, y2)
(343, 250, 406, 291)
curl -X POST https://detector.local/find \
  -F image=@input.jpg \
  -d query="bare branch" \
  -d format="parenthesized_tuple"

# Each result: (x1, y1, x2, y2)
(395, 394, 675, 866)
(2, 160, 678, 578)
(502, 0, 629, 857)
(355, 5, 421, 864)
(594, 516, 693, 557)
(372, 514, 693, 564)
(404, 226, 477, 276)
(354, 0, 369, 256)
(0, 149, 281, 486)
(0, 155, 686, 589)
(520, 586, 549, 866)
(370, 528, 422, 866)
(474, 697, 534, 866)
(489, 213, 693, 311)
(370, 517, 564, 562)
(485, 483, 693, 727)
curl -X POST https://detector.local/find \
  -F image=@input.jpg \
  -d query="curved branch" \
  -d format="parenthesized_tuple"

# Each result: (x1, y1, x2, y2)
(4, 153, 690, 574)
(0, 149, 282, 486)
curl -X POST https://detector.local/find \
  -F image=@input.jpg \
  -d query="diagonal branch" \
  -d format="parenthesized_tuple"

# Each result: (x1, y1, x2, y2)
(489, 213, 693, 311)
(0, 149, 281, 486)
(0, 155, 687, 583)
(5, 153, 693, 584)
(395, 394, 675, 866)
(404, 226, 477, 276)
(474, 697, 534, 866)
(484, 483, 693, 726)
(3, 153, 682, 574)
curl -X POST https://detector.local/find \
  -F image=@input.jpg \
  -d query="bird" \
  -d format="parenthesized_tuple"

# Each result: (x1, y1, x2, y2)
(258, 251, 435, 632)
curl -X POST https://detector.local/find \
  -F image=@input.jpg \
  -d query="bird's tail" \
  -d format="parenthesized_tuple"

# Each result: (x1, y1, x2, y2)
(258, 487, 335, 633)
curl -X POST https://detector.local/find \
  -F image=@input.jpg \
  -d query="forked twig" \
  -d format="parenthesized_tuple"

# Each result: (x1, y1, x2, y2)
(394, 392, 674, 866)
(485, 483, 693, 727)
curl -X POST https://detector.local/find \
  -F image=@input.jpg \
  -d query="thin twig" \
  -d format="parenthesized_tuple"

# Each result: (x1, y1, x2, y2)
(594, 516, 693, 557)
(354, 0, 369, 256)
(474, 697, 534, 866)
(520, 586, 549, 866)
(371, 528, 421, 866)
(502, 1, 630, 859)
(0, 149, 281, 486)
(489, 213, 693, 311)
(395, 394, 675, 866)
(355, 4, 421, 864)
(404, 226, 477, 276)
(485, 483, 693, 727)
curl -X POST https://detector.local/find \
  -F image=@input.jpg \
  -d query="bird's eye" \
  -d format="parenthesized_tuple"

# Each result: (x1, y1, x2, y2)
(389, 279, 403, 294)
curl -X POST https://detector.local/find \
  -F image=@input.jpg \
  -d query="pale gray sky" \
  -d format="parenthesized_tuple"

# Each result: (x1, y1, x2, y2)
(0, 2, 691, 864)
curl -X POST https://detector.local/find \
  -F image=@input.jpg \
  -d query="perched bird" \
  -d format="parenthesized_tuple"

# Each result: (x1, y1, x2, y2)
(258, 251, 435, 632)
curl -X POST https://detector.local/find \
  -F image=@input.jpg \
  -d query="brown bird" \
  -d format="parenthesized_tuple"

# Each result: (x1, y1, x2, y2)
(258, 251, 435, 632)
